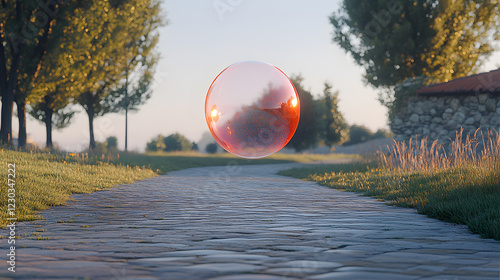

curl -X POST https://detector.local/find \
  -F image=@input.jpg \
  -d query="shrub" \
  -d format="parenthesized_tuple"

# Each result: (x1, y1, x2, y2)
(106, 136, 118, 151)
(344, 125, 373, 145)
(191, 142, 199, 151)
(163, 133, 193, 152)
(146, 135, 165, 152)
(205, 143, 218, 154)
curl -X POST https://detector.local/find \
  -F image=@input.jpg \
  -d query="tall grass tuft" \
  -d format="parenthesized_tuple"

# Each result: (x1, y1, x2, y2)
(379, 128, 500, 172)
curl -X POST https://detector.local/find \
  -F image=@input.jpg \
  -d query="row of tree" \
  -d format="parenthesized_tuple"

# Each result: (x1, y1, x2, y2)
(286, 75, 349, 152)
(0, 0, 165, 151)
(146, 133, 198, 152)
(145, 76, 351, 154)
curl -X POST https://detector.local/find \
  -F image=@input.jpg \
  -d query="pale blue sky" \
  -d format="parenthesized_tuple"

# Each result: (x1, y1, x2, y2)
(16, 0, 500, 152)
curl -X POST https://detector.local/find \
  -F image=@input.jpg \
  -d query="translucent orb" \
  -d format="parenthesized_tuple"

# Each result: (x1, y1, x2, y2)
(205, 61, 300, 159)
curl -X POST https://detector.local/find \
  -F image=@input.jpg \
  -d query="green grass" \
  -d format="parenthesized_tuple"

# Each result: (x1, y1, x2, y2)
(0, 148, 355, 227)
(0, 149, 156, 227)
(279, 130, 500, 240)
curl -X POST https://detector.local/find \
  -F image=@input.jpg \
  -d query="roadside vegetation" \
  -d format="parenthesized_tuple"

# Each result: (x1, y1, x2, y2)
(0, 149, 155, 227)
(280, 129, 500, 240)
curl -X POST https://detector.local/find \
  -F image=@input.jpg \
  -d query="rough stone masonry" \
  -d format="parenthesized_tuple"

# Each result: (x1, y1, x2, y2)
(391, 92, 500, 142)
(390, 69, 500, 143)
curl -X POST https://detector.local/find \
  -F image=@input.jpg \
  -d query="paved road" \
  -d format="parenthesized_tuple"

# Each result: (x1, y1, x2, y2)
(1, 163, 499, 279)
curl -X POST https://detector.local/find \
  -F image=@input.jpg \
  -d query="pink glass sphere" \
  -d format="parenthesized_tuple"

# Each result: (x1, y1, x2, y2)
(205, 61, 300, 159)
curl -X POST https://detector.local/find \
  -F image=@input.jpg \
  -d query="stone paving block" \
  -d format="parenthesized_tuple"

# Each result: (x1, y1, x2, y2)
(208, 274, 300, 280)
(310, 271, 420, 280)
(406, 265, 447, 273)
(186, 263, 263, 272)
(420, 276, 500, 280)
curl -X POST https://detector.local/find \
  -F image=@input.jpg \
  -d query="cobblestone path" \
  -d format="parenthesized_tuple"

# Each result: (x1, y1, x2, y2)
(1, 163, 499, 279)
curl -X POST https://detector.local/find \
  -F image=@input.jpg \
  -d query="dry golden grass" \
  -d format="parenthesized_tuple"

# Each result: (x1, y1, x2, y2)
(379, 128, 500, 172)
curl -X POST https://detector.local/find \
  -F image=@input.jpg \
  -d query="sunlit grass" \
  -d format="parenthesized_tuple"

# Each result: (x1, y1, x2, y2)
(0, 149, 156, 227)
(279, 129, 500, 240)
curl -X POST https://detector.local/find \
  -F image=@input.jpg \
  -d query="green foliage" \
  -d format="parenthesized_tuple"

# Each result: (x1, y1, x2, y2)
(330, 0, 500, 107)
(92, 141, 108, 155)
(106, 136, 118, 150)
(319, 82, 349, 149)
(205, 143, 218, 154)
(145, 135, 165, 152)
(286, 75, 321, 152)
(29, 102, 76, 130)
(191, 142, 199, 151)
(0, 0, 165, 150)
(73, 0, 165, 150)
(382, 76, 426, 121)
(163, 133, 193, 152)
(372, 128, 393, 140)
(344, 125, 373, 146)
(0, 0, 88, 145)
(343, 125, 393, 146)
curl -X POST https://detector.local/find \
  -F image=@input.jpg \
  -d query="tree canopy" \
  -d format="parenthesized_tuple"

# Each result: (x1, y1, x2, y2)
(320, 82, 349, 150)
(330, 0, 500, 108)
(286, 75, 320, 152)
(66, 0, 164, 151)
(163, 133, 193, 152)
(0, 0, 84, 145)
(0, 0, 164, 150)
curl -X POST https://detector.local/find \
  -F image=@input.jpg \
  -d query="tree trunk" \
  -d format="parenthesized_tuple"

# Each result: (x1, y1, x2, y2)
(0, 52, 21, 146)
(15, 99, 27, 149)
(87, 109, 96, 152)
(0, 98, 14, 146)
(0, 3, 22, 146)
(124, 65, 129, 153)
(44, 107, 53, 149)
(125, 106, 128, 152)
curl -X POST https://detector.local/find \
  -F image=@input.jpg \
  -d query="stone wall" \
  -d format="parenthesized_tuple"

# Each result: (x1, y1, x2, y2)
(390, 92, 500, 142)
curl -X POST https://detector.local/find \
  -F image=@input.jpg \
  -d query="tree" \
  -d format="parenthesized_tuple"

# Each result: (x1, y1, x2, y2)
(106, 136, 118, 150)
(372, 128, 393, 139)
(205, 143, 218, 154)
(76, 0, 164, 151)
(191, 142, 199, 151)
(163, 133, 193, 152)
(26, 1, 105, 149)
(344, 125, 373, 146)
(286, 75, 320, 152)
(0, 0, 82, 146)
(29, 95, 76, 149)
(105, 53, 158, 152)
(320, 82, 349, 151)
(330, 0, 500, 108)
(146, 134, 165, 152)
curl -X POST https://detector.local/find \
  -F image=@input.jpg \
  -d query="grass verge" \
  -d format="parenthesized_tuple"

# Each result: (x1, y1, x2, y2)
(279, 129, 500, 240)
(279, 162, 499, 240)
(0, 149, 156, 227)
